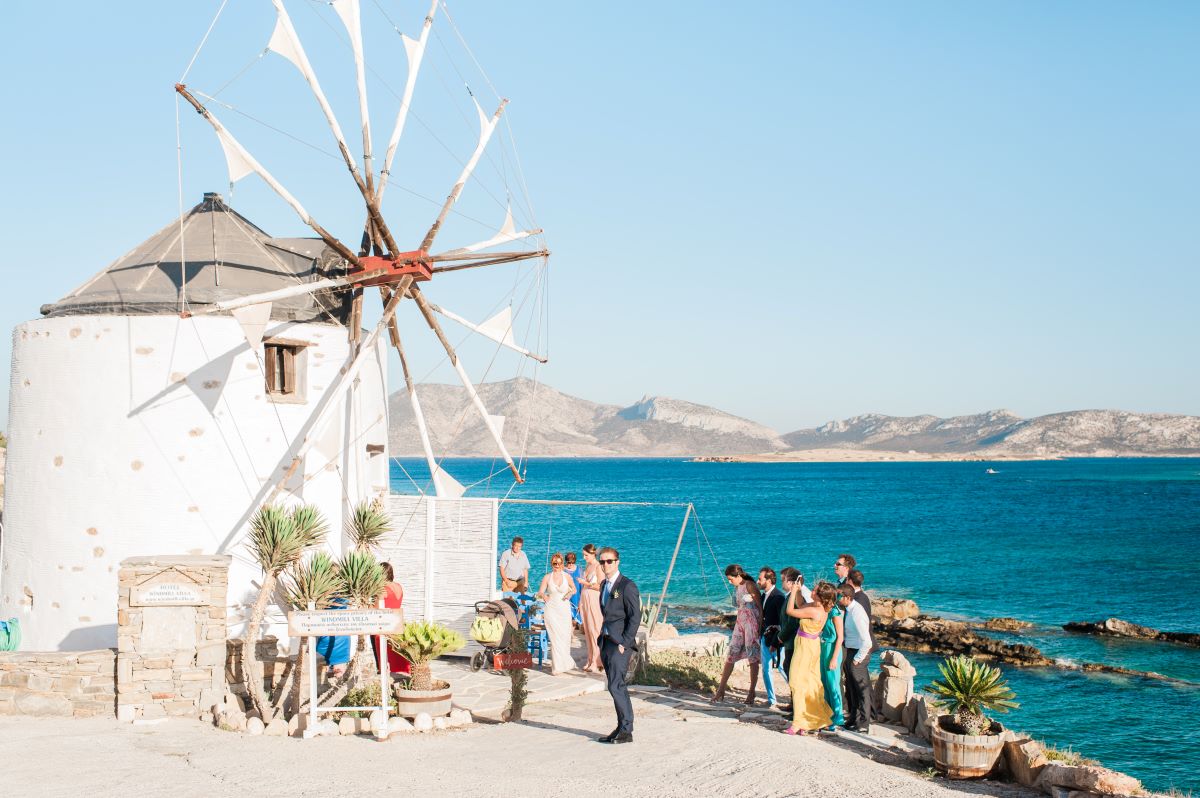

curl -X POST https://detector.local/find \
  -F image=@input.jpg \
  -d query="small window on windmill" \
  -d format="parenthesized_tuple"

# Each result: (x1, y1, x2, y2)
(263, 339, 308, 403)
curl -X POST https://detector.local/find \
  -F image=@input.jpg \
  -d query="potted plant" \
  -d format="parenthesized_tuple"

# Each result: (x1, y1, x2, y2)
(388, 621, 466, 717)
(927, 655, 1019, 778)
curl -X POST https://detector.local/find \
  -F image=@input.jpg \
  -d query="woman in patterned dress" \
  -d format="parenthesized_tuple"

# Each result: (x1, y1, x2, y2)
(711, 564, 763, 705)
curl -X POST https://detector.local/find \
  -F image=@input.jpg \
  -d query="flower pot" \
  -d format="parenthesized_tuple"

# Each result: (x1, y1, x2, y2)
(931, 715, 1005, 778)
(393, 680, 452, 718)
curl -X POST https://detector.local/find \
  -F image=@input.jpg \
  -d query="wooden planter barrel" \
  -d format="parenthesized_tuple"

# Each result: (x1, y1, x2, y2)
(393, 681, 452, 718)
(931, 716, 1005, 778)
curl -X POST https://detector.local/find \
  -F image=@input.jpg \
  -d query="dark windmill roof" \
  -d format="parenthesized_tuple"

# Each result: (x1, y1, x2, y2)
(41, 193, 352, 324)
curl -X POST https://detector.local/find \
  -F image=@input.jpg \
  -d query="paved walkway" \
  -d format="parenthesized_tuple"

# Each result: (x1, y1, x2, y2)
(432, 659, 606, 717)
(0, 687, 1032, 798)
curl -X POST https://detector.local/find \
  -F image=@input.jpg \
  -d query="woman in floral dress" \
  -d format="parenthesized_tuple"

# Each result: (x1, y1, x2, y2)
(711, 564, 763, 704)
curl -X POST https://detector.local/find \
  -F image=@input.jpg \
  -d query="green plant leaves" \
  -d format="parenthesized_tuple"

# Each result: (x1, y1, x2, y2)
(927, 654, 1019, 728)
(347, 499, 392, 551)
(248, 504, 329, 574)
(387, 620, 466, 664)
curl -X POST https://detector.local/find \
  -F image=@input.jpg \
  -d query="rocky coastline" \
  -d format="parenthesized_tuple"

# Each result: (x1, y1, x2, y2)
(1063, 617, 1200, 648)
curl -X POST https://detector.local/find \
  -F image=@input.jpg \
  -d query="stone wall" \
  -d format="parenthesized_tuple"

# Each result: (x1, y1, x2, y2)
(0, 649, 115, 717)
(116, 555, 229, 722)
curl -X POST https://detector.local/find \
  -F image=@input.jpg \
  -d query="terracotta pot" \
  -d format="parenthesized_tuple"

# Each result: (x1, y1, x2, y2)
(931, 715, 1005, 778)
(393, 680, 452, 717)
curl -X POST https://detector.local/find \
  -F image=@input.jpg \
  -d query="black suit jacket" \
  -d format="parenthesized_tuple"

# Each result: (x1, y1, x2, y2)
(761, 587, 785, 647)
(599, 574, 641, 651)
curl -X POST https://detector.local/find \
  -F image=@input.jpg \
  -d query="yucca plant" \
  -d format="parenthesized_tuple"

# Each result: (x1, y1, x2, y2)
(346, 498, 392, 551)
(275, 551, 340, 714)
(337, 549, 388, 608)
(927, 655, 1019, 735)
(388, 621, 466, 691)
(243, 504, 329, 720)
(316, 549, 389, 706)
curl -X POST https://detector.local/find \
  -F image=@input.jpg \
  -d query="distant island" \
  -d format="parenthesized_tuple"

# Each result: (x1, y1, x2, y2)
(389, 378, 1200, 460)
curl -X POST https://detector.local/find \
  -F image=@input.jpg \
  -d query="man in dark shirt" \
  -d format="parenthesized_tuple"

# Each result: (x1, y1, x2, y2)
(776, 566, 804, 711)
(756, 567, 787, 709)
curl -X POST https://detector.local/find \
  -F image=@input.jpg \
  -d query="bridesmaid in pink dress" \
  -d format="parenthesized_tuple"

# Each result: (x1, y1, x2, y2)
(579, 544, 605, 673)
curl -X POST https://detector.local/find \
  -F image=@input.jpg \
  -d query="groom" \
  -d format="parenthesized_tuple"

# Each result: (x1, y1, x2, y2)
(596, 546, 640, 744)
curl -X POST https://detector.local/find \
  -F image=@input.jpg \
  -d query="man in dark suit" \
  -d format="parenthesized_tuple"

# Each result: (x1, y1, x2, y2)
(596, 546, 640, 744)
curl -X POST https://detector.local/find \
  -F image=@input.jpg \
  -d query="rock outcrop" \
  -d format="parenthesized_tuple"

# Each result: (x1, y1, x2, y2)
(1064, 617, 1200, 648)
(874, 616, 1054, 667)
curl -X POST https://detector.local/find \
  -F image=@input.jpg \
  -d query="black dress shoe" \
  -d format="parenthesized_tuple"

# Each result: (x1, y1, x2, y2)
(596, 729, 619, 743)
(611, 731, 633, 744)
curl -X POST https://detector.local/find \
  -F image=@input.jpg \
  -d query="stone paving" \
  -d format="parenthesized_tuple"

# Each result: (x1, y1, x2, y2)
(432, 657, 606, 717)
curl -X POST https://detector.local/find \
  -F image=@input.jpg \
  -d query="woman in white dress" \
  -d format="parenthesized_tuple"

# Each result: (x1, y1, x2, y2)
(536, 552, 577, 675)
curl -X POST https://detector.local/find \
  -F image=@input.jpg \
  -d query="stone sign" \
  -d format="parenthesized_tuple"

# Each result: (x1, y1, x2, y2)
(130, 582, 204, 607)
(288, 608, 404, 637)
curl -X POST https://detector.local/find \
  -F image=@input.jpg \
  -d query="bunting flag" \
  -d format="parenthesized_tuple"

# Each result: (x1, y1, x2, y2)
(230, 302, 272, 349)
(438, 205, 537, 255)
(215, 126, 256, 184)
(265, 0, 354, 170)
(476, 307, 517, 348)
(331, 0, 372, 167)
(486, 414, 507, 439)
(432, 467, 466, 499)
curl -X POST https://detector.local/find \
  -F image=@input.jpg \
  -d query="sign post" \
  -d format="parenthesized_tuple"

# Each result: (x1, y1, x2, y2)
(290, 603, 404, 740)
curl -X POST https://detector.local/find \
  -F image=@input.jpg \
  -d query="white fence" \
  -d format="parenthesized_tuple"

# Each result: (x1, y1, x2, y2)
(379, 494, 499, 656)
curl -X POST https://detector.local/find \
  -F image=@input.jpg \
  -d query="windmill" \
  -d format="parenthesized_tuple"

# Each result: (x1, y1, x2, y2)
(175, 0, 549, 505)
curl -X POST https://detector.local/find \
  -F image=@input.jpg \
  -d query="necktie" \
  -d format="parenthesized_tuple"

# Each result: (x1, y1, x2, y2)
(601, 579, 611, 609)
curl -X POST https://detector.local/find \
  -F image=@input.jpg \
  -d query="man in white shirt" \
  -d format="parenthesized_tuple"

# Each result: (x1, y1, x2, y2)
(839, 583, 873, 733)
(498, 536, 530, 593)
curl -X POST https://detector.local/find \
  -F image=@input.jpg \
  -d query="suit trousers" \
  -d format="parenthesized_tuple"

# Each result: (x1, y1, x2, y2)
(842, 647, 872, 730)
(600, 637, 634, 733)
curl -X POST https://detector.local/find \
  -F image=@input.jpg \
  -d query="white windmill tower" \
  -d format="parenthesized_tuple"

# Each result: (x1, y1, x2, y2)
(0, 0, 549, 651)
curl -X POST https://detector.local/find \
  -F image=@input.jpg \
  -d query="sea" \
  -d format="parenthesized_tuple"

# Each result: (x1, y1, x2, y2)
(391, 457, 1200, 792)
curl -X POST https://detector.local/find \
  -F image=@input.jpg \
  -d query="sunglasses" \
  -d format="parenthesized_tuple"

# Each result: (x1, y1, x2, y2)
(598, 558, 617, 564)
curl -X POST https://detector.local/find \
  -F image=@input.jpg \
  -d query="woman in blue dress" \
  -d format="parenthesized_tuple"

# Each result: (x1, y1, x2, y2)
(314, 597, 352, 677)
(818, 594, 846, 728)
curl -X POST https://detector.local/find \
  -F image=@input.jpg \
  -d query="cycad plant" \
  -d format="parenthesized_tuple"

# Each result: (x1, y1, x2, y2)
(388, 621, 466, 691)
(927, 655, 1019, 735)
(347, 498, 392, 551)
(243, 503, 329, 720)
(276, 551, 340, 714)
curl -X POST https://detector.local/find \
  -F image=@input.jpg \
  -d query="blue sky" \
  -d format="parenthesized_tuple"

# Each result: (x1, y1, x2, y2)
(1, 1, 1197, 433)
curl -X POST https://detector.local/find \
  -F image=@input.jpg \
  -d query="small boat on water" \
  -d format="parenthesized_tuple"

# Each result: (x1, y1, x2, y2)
(986, 468, 999, 474)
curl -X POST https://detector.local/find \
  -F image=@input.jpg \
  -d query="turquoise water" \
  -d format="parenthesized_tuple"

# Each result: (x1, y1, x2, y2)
(391, 457, 1200, 791)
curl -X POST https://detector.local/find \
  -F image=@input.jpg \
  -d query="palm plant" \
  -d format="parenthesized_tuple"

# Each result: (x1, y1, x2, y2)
(388, 621, 466, 691)
(346, 498, 392, 551)
(275, 551, 340, 714)
(927, 655, 1019, 735)
(243, 503, 329, 720)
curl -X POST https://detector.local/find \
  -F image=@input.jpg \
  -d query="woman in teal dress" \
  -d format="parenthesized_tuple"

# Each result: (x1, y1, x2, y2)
(819, 598, 846, 728)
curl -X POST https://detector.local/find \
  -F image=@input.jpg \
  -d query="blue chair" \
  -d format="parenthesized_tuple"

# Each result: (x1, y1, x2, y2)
(506, 592, 548, 669)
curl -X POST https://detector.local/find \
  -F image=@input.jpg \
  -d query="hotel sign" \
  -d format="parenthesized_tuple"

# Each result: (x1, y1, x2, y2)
(131, 582, 206, 607)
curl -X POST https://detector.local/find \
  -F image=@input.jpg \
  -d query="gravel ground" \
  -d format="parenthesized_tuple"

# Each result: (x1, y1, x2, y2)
(0, 690, 1036, 798)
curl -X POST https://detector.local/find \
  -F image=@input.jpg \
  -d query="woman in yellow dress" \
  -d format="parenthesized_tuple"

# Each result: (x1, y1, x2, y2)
(783, 580, 837, 735)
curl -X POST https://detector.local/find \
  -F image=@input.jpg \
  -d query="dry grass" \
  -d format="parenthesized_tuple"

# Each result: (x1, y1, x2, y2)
(1040, 742, 1098, 766)
(639, 649, 724, 693)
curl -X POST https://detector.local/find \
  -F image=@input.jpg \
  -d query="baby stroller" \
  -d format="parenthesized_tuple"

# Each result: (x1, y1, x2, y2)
(469, 598, 521, 672)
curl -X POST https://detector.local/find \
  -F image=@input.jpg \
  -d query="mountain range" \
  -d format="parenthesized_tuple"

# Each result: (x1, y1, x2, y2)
(387, 378, 1200, 458)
